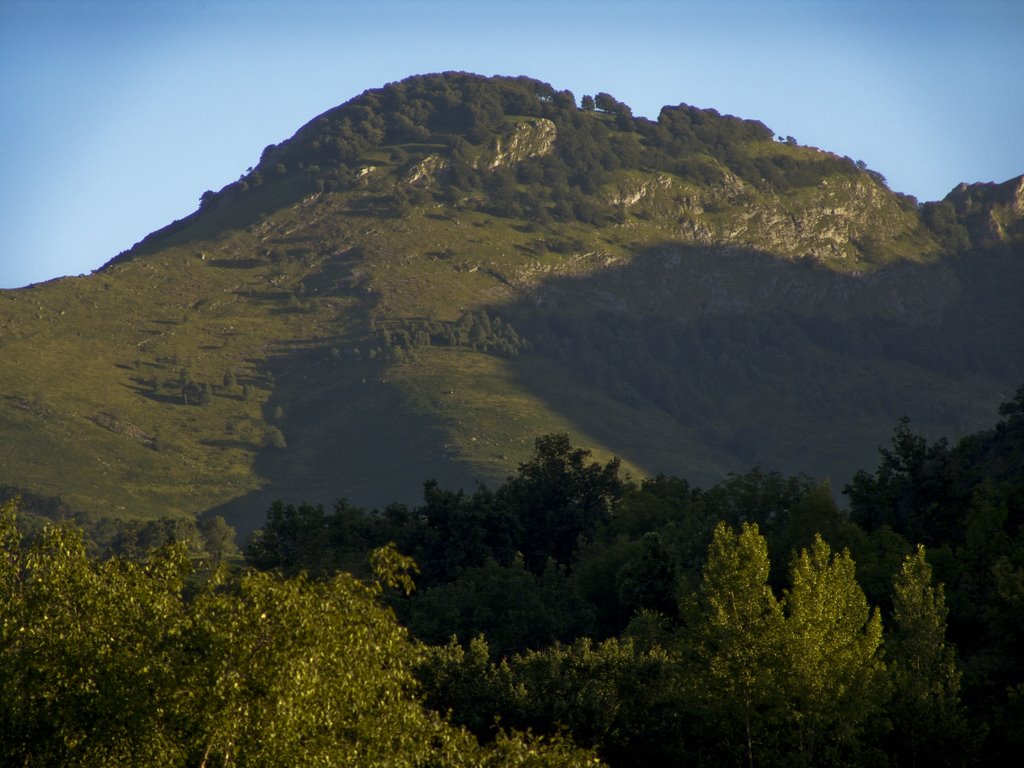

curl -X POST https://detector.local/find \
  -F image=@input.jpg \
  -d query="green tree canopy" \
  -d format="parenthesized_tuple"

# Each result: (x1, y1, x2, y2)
(692, 522, 785, 768)
(0, 500, 602, 767)
(888, 545, 970, 766)
(782, 534, 887, 766)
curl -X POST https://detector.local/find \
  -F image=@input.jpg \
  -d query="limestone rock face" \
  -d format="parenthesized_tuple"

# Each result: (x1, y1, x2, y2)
(479, 118, 557, 170)
(606, 171, 926, 267)
(727, 177, 924, 265)
(945, 174, 1024, 245)
(403, 154, 448, 187)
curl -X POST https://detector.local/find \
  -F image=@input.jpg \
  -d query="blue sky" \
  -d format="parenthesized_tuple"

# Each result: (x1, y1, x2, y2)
(1, 0, 1021, 289)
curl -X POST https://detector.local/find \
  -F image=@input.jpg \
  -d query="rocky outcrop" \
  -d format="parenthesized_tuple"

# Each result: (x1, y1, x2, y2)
(403, 154, 448, 187)
(478, 118, 557, 170)
(945, 174, 1024, 246)
(606, 169, 929, 268)
(727, 176, 925, 265)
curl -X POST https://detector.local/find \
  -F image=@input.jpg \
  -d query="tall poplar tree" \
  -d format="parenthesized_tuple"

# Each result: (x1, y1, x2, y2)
(694, 522, 785, 768)
(782, 535, 887, 766)
(888, 545, 970, 767)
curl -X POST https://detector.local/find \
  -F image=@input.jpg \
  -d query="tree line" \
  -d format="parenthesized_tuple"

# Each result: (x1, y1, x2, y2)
(246, 386, 1021, 765)
(2, 386, 1022, 765)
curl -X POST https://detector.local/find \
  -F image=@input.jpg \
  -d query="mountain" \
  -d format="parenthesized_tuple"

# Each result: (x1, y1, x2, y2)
(2, 72, 1022, 535)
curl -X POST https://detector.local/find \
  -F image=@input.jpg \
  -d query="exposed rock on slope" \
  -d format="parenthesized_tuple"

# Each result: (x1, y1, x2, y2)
(480, 117, 557, 169)
(946, 173, 1024, 245)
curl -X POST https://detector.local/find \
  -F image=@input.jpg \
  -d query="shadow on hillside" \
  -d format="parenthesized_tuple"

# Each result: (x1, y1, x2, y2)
(124, 384, 186, 407)
(201, 351, 481, 541)
(197, 245, 481, 539)
(199, 235, 1024, 539)
(491, 241, 1024, 488)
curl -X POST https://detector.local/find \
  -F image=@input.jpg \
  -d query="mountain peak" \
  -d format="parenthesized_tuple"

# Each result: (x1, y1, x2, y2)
(4, 73, 1023, 532)
(125, 72, 949, 274)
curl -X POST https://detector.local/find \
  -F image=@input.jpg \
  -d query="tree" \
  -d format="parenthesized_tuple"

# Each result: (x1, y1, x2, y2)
(692, 522, 785, 768)
(262, 425, 287, 449)
(593, 92, 623, 114)
(888, 545, 970, 766)
(0, 502, 602, 767)
(197, 515, 237, 567)
(845, 418, 964, 547)
(498, 434, 625, 573)
(421, 634, 682, 768)
(181, 380, 211, 406)
(0, 507, 192, 766)
(782, 535, 887, 766)
(245, 499, 330, 573)
(181, 557, 447, 767)
(580, 95, 596, 112)
(615, 531, 678, 619)
(920, 200, 970, 252)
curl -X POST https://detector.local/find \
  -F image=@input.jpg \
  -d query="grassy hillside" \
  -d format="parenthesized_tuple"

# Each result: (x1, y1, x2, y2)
(2, 73, 1021, 533)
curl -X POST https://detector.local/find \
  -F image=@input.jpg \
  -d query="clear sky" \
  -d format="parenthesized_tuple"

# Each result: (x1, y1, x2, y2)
(1, 0, 1021, 289)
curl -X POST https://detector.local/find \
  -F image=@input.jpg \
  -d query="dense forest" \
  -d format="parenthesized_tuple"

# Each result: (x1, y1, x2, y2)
(3, 386, 1022, 766)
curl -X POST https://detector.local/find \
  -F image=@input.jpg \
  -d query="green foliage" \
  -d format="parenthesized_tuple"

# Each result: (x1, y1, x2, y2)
(783, 534, 887, 765)
(498, 434, 625, 573)
(261, 424, 286, 449)
(418, 522, 900, 767)
(0, 511, 193, 766)
(887, 545, 971, 766)
(681, 523, 887, 767)
(614, 531, 677, 618)
(404, 557, 592, 658)
(841, 400, 1024, 762)
(421, 635, 683, 768)
(8, 392, 1024, 766)
(197, 514, 238, 566)
(375, 312, 531, 359)
(691, 522, 785, 767)
(845, 417, 964, 546)
(182, 567, 438, 767)
(246, 499, 334, 573)
(921, 200, 971, 252)
(0, 500, 603, 766)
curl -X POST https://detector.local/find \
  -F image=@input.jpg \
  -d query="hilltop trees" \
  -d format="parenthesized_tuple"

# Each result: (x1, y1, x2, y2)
(217, 70, 866, 224)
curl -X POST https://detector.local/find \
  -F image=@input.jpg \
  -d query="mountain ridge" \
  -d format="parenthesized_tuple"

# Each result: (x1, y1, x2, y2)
(2, 72, 1022, 533)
